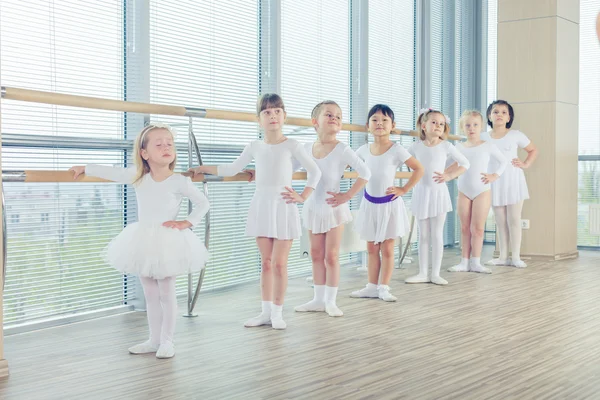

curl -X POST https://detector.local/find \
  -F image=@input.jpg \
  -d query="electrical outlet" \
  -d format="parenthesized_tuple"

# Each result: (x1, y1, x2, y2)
(521, 219, 530, 229)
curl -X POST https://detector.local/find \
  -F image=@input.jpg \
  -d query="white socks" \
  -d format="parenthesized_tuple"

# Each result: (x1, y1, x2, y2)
(296, 285, 343, 317)
(492, 202, 526, 267)
(128, 340, 160, 355)
(350, 282, 379, 298)
(324, 286, 343, 317)
(244, 301, 286, 329)
(448, 257, 470, 272)
(407, 215, 446, 284)
(378, 285, 397, 302)
(138, 276, 177, 353)
(244, 301, 272, 327)
(469, 257, 491, 274)
(156, 342, 175, 359)
(271, 304, 286, 330)
(295, 285, 326, 312)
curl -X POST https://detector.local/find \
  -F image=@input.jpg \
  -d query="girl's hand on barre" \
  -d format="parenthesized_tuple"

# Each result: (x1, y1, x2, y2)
(386, 186, 407, 200)
(162, 220, 192, 230)
(188, 166, 209, 176)
(243, 169, 255, 182)
(69, 166, 86, 180)
(326, 191, 350, 207)
(281, 187, 305, 204)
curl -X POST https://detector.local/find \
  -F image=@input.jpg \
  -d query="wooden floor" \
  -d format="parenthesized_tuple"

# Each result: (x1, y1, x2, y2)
(2, 247, 600, 400)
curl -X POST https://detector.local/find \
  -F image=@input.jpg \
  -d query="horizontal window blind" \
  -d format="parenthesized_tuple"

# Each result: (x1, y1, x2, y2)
(148, 0, 264, 294)
(578, 1, 600, 247)
(0, 0, 128, 325)
(367, 0, 417, 239)
(280, 0, 353, 273)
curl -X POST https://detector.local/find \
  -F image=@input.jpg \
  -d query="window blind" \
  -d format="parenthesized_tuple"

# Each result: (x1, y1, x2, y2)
(0, 0, 128, 325)
(367, 0, 417, 233)
(280, 0, 353, 273)
(147, 0, 263, 293)
(578, 1, 600, 247)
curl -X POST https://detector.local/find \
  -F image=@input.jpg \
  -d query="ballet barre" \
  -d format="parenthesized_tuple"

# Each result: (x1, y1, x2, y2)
(0, 87, 463, 141)
(1, 170, 414, 183)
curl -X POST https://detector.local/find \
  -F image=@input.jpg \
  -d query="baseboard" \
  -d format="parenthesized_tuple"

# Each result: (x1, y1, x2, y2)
(4, 305, 134, 336)
(0, 359, 9, 378)
(493, 250, 579, 261)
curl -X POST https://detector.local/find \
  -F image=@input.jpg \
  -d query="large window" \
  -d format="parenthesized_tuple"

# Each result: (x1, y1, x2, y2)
(280, 0, 353, 270)
(367, 0, 417, 240)
(0, 0, 128, 325)
(148, 0, 262, 292)
(430, 0, 481, 245)
(578, 1, 600, 247)
(1, 0, 488, 327)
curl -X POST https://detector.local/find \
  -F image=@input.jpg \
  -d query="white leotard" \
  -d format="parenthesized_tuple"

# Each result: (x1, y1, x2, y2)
(481, 130, 531, 206)
(217, 138, 321, 240)
(299, 142, 371, 234)
(408, 140, 470, 220)
(456, 141, 508, 200)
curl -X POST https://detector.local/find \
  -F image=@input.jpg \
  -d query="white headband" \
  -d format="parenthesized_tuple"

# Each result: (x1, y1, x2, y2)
(139, 122, 178, 147)
(418, 108, 451, 125)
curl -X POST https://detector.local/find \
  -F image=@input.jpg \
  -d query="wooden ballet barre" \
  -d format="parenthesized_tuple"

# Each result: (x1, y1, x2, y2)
(2, 170, 412, 183)
(1, 87, 463, 140)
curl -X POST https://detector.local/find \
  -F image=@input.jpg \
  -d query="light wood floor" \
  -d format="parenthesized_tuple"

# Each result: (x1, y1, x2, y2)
(2, 247, 600, 400)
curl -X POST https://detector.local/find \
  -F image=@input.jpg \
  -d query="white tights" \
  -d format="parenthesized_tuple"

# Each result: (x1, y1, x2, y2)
(140, 276, 177, 345)
(417, 214, 447, 278)
(493, 201, 524, 262)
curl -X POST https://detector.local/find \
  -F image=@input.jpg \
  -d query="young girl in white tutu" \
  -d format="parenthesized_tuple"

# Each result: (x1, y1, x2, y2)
(70, 123, 209, 359)
(293, 101, 371, 317)
(190, 93, 321, 330)
(405, 109, 470, 286)
(350, 104, 424, 302)
(482, 100, 538, 268)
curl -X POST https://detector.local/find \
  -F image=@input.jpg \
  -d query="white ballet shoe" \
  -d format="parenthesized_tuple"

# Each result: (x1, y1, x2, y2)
(430, 275, 448, 285)
(447, 263, 470, 272)
(405, 274, 431, 284)
(325, 303, 344, 317)
(378, 285, 397, 302)
(485, 258, 509, 266)
(470, 264, 492, 274)
(156, 342, 175, 359)
(294, 300, 326, 312)
(244, 313, 272, 327)
(350, 284, 379, 298)
(511, 259, 527, 268)
(271, 317, 287, 330)
(128, 340, 159, 355)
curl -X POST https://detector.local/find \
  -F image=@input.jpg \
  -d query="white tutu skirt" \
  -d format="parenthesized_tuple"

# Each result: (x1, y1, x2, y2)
(104, 221, 209, 279)
(246, 187, 302, 240)
(354, 197, 410, 244)
(490, 165, 529, 207)
(302, 201, 352, 234)
(411, 184, 452, 220)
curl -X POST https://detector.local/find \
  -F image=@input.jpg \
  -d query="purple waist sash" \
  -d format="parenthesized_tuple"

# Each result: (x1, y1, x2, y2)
(364, 190, 396, 204)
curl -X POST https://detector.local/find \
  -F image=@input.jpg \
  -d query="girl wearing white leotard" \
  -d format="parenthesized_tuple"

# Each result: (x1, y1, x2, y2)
(404, 109, 470, 286)
(483, 100, 538, 268)
(446, 110, 508, 274)
(294, 101, 371, 318)
(190, 94, 322, 330)
(350, 104, 424, 302)
(70, 123, 210, 359)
